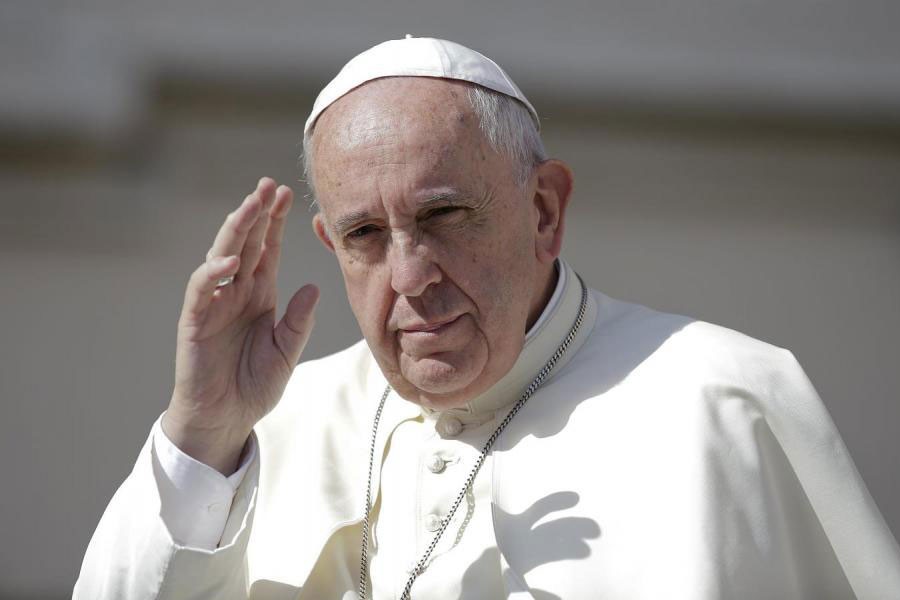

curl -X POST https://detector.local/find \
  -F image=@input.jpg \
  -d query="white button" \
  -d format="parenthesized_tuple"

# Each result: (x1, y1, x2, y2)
(424, 513, 443, 532)
(426, 454, 446, 473)
(436, 415, 463, 437)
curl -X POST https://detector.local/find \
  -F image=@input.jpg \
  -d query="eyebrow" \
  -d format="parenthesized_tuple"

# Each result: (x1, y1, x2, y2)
(330, 190, 472, 236)
(331, 209, 373, 236)
(417, 190, 471, 210)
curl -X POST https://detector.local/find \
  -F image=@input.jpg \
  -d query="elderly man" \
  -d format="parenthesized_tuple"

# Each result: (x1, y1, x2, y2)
(76, 37, 899, 599)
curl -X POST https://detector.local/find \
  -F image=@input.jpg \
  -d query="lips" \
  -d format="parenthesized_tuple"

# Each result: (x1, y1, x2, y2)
(399, 314, 461, 334)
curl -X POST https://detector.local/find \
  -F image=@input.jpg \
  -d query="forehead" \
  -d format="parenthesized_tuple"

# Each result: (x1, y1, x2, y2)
(310, 78, 504, 219)
(313, 77, 477, 150)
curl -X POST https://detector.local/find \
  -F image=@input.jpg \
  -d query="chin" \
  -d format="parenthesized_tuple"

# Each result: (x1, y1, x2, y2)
(396, 354, 484, 409)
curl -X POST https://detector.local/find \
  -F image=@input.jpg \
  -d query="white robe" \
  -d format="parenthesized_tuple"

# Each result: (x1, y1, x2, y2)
(75, 260, 900, 599)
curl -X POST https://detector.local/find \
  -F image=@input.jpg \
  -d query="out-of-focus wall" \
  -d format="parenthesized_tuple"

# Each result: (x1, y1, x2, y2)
(2, 2, 899, 597)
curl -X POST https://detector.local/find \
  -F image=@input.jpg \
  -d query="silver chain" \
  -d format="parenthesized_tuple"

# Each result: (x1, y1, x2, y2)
(359, 275, 588, 600)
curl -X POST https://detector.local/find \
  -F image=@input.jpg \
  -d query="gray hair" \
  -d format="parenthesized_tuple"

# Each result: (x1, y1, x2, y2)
(301, 84, 547, 204)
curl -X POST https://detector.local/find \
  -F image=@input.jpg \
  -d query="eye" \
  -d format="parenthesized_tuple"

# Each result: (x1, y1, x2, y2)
(346, 224, 380, 239)
(425, 206, 461, 219)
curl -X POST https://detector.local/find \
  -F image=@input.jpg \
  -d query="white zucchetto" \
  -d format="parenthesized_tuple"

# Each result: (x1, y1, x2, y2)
(304, 36, 539, 135)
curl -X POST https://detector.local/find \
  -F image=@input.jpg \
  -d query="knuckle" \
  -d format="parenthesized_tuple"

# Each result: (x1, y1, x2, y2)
(189, 266, 209, 286)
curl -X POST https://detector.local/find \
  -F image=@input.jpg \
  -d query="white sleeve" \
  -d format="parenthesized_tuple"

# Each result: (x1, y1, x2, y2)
(151, 417, 257, 550)
(75, 417, 260, 599)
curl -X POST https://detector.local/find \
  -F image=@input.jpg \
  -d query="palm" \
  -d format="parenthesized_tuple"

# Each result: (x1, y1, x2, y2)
(165, 178, 318, 472)
(178, 280, 284, 424)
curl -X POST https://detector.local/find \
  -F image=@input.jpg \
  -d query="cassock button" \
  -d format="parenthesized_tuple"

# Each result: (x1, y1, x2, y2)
(436, 415, 463, 437)
(426, 454, 446, 473)
(424, 513, 443, 532)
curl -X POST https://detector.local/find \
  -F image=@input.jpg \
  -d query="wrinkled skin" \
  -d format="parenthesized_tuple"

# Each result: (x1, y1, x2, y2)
(311, 78, 572, 410)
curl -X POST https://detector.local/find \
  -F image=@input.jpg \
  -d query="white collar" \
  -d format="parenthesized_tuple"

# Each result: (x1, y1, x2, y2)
(524, 260, 566, 343)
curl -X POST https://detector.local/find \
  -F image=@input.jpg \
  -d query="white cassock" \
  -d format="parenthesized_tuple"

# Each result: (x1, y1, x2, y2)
(75, 259, 900, 599)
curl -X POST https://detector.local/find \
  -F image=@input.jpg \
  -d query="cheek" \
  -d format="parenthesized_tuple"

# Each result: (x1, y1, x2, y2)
(461, 233, 536, 346)
(340, 259, 395, 342)
(452, 224, 530, 303)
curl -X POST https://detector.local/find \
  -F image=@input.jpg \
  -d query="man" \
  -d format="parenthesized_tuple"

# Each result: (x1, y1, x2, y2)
(75, 37, 900, 599)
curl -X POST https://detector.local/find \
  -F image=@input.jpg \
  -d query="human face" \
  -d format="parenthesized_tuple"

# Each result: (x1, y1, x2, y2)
(311, 78, 551, 409)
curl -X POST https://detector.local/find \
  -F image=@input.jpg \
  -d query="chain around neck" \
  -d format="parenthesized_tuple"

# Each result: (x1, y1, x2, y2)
(359, 275, 588, 600)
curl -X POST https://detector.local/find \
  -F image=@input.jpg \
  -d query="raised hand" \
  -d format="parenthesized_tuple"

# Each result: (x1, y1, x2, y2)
(161, 177, 319, 474)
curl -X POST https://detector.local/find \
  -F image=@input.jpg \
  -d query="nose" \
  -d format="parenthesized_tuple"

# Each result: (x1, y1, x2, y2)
(388, 235, 441, 297)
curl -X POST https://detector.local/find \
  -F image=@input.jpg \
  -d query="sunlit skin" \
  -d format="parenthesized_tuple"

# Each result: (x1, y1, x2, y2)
(311, 78, 573, 410)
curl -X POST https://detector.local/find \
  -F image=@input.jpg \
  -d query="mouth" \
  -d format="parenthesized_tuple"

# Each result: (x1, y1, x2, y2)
(400, 314, 462, 334)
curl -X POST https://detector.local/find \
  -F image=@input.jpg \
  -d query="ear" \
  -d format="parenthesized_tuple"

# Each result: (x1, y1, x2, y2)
(531, 159, 574, 265)
(312, 212, 336, 253)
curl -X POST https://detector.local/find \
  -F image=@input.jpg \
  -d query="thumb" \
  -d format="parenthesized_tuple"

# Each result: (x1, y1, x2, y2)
(274, 284, 319, 366)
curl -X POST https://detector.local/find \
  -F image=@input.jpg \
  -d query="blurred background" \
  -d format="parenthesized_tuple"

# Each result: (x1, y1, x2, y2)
(1, 1, 899, 597)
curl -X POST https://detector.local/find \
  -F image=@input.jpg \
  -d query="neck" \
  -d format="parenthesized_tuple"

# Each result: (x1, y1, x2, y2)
(526, 261, 559, 332)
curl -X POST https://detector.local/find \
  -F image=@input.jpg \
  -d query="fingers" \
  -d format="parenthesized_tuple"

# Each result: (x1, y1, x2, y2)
(273, 284, 319, 366)
(256, 185, 294, 284)
(207, 177, 276, 269)
(183, 177, 278, 322)
(183, 255, 240, 319)
(235, 183, 277, 282)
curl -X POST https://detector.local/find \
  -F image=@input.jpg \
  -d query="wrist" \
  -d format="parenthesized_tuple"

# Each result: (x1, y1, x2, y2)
(160, 409, 252, 475)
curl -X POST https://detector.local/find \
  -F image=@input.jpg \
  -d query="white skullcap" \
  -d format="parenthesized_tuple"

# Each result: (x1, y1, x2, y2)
(304, 35, 539, 136)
